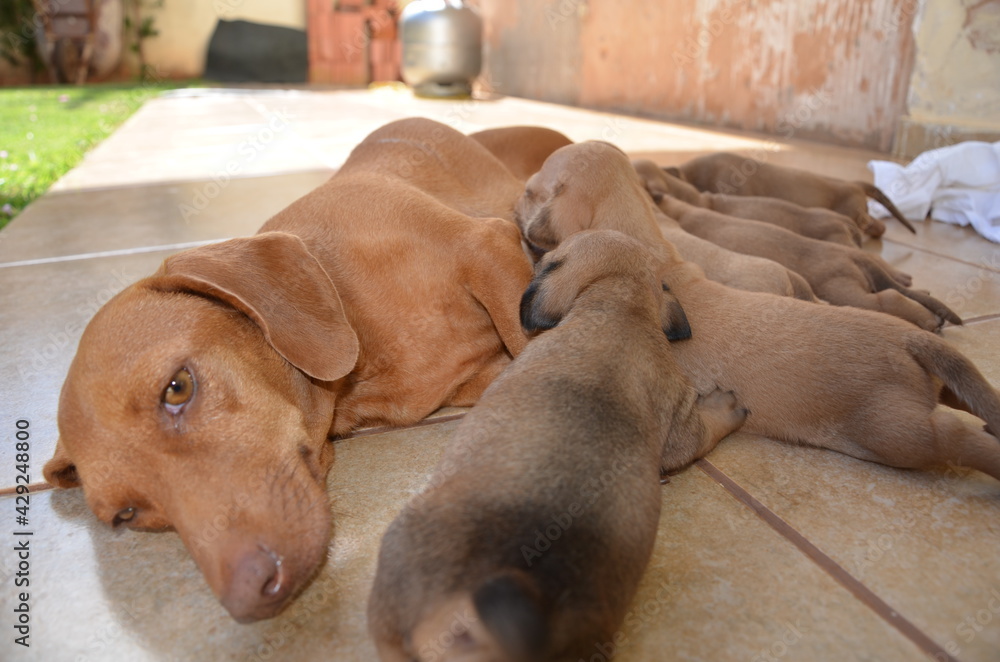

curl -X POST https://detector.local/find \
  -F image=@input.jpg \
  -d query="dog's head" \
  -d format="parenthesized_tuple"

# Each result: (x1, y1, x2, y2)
(520, 229, 691, 340)
(43, 232, 359, 623)
(515, 142, 666, 256)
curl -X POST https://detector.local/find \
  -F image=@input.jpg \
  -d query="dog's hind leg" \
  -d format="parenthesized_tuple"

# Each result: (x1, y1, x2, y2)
(926, 410, 1000, 481)
(820, 280, 946, 331)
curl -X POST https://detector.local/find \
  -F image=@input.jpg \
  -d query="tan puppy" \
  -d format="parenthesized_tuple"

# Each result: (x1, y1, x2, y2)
(654, 193, 959, 331)
(469, 126, 574, 181)
(43, 118, 534, 623)
(633, 159, 864, 247)
(674, 151, 916, 238)
(654, 210, 818, 301)
(517, 142, 1000, 481)
(467, 132, 812, 299)
(368, 230, 747, 662)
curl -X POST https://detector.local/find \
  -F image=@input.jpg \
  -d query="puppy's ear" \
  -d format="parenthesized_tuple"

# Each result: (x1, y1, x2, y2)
(522, 183, 592, 251)
(520, 259, 569, 332)
(43, 440, 81, 488)
(660, 283, 692, 341)
(662, 166, 682, 179)
(153, 232, 360, 382)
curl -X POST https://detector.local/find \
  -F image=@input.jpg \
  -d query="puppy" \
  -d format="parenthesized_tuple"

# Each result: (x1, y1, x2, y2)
(368, 229, 747, 662)
(633, 159, 864, 247)
(517, 142, 1000, 481)
(654, 210, 818, 301)
(653, 192, 959, 330)
(468, 126, 575, 181)
(674, 151, 916, 238)
(43, 118, 534, 623)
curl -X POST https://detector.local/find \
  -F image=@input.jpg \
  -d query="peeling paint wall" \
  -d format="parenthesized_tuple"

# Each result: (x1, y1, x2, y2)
(479, 0, 919, 150)
(577, 0, 917, 151)
(907, 0, 1000, 130)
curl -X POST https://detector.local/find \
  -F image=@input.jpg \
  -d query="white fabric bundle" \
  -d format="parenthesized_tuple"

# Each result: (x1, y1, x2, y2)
(868, 141, 1000, 243)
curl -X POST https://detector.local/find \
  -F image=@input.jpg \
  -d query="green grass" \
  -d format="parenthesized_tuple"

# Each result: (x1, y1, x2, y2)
(0, 81, 192, 230)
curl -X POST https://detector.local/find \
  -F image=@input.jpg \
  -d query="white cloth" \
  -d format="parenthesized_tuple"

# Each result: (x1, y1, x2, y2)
(868, 141, 1000, 243)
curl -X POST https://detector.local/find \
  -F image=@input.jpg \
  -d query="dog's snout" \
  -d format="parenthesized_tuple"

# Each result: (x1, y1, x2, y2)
(221, 544, 291, 623)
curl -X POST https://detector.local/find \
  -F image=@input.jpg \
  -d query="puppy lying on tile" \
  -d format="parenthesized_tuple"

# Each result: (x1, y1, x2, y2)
(517, 141, 1000, 482)
(652, 209, 818, 300)
(633, 159, 864, 247)
(649, 185, 958, 331)
(672, 151, 916, 238)
(42, 118, 534, 623)
(368, 229, 746, 661)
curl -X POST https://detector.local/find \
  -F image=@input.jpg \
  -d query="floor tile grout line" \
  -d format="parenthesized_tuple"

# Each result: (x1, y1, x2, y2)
(0, 239, 229, 269)
(962, 313, 1000, 326)
(883, 236, 1000, 275)
(695, 459, 959, 662)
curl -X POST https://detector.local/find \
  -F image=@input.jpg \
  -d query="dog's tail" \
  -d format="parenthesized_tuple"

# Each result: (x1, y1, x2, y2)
(471, 570, 549, 662)
(858, 181, 916, 234)
(906, 332, 1000, 475)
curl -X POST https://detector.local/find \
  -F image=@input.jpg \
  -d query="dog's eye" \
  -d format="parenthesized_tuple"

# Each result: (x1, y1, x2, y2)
(112, 507, 136, 527)
(163, 368, 195, 410)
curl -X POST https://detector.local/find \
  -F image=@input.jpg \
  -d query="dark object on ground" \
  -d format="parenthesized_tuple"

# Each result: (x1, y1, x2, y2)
(205, 19, 307, 84)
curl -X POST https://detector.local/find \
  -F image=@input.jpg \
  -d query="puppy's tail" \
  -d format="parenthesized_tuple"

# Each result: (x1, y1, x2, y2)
(906, 332, 1000, 439)
(858, 181, 917, 234)
(472, 570, 549, 662)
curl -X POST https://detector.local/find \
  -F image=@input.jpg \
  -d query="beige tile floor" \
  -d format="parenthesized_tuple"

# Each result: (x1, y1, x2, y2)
(1, 87, 999, 661)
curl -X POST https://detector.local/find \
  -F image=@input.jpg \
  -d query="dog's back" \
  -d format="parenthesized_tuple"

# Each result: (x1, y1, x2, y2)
(259, 119, 534, 434)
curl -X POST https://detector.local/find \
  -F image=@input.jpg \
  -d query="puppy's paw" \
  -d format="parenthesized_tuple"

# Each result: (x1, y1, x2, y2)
(698, 388, 749, 431)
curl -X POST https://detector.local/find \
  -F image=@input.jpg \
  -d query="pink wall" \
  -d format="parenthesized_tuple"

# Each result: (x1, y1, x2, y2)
(479, 0, 918, 151)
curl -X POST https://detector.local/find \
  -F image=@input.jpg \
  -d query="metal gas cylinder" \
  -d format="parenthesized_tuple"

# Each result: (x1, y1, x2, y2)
(400, 0, 482, 97)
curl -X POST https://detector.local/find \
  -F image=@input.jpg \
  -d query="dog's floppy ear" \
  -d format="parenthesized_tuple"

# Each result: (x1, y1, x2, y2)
(43, 439, 81, 488)
(660, 283, 692, 341)
(153, 232, 359, 382)
(662, 166, 682, 179)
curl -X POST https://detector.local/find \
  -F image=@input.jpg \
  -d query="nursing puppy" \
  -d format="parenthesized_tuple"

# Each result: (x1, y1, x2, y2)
(368, 230, 747, 661)
(517, 142, 1000, 481)
(654, 210, 818, 301)
(633, 159, 864, 247)
(674, 151, 916, 238)
(653, 192, 958, 330)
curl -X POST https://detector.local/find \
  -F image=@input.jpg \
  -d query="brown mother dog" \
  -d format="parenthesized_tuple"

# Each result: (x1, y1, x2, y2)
(469, 126, 574, 182)
(43, 118, 534, 623)
(368, 230, 746, 661)
(673, 151, 916, 238)
(517, 142, 1000, 482)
